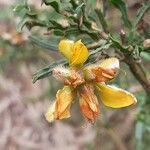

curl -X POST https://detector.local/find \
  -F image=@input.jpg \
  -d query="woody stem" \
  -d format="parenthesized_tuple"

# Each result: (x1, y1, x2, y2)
(124, 54, 150, 98)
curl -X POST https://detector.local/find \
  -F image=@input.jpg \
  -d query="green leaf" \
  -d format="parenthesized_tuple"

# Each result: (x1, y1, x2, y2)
(26, 12, 38, 19)
(65, 27, 80, 39)
(53, 29, 64, 36)
(13, 1, 29, 13)
(32, 59, 67, 83)
(17, 17, 29, 32)
(62, 0, 71, 3)
(109, 35, 130, 52)
(133, 3, 150, 29)
(80, 28, 99, 41)
(49, 20, 64, 29)
(70, 0, 78, 9)
(29, 36, 58, 51)
(43, 0, 60, 13)
(141, 52, 150, 61)
(95, 8, 108, 32)
(111, 0, 132, 29)
(74, 3, 85, 15)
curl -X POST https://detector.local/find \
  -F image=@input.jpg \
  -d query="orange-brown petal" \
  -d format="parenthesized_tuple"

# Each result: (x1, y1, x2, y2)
(84, 57, 119, 82)
(65, 69, 85, 88)
(79, 84, 100, 123)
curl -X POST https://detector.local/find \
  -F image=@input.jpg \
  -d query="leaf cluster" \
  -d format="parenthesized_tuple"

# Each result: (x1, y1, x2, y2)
(14, 0, 150, 83)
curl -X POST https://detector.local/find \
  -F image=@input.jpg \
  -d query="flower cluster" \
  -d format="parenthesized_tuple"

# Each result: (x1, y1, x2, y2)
(45, 39, 137, 123)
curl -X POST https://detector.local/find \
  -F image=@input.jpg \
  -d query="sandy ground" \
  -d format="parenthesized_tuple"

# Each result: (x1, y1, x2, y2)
(0, 65, 96, 150)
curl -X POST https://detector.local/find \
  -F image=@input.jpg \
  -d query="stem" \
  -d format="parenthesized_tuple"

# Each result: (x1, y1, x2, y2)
(87, 40, 103, 49)
(124, 54, 150, 96)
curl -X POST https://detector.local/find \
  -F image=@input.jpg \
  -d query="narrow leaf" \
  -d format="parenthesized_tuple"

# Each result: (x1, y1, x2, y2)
(74, 3, 85, 15)
(13, 3, 28, 13)
(111, 0, 132, 28)
(49, 20, 64, 29)
(43, 0, 60, 13)
(32, 59, 67, 83)
(29, 36, 58, 51)
(134, 3, 150, 28)
(95, 8, 108, 32)
(53, 29, 64, 36)
(17, 17, 29, 32)
(110, 35, 130, 52)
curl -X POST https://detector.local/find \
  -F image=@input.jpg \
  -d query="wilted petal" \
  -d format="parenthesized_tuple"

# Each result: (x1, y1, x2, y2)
(45, 86, 75, 122)
(79, 84, 100, 123)
(84, 57, 119, 82)
(64, 69, 85, 88)
(96, 83, 137, 108)
(70, 40, 89, 66)
(53, 66, 85, 88)
(45, 101, 56, 122)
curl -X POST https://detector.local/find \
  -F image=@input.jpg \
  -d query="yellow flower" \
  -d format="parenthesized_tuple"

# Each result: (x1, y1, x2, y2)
(45, 39, 137, 123)
(58, 39, 89, 66)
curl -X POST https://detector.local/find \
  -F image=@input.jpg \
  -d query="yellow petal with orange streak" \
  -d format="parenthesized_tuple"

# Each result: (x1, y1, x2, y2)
(70, 40, 89, 66)
(84, 57, 119, 82)
(96, 83, 137, 108)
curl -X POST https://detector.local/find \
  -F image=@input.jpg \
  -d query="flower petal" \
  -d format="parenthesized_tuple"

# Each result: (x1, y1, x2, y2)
(70, 40, 89, 66)
(53, 66, 85, 88)
(79, 84, 100, 123)
(96, 83, 137, 108)
(45, 101, 56, 122)
(84, 57, 119, 82)
(45, 86, 75, 122)
(98, 57, 119, 69)
(58, 39, 74, 60)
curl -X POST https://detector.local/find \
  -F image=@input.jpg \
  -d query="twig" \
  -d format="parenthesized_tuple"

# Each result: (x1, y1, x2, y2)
(124, 54, 150, 95)
(87, 40, 103, 50)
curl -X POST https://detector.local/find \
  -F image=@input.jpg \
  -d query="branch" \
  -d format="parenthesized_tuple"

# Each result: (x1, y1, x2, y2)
(87, 40, 104, 50)
(124, 54, 150, 95)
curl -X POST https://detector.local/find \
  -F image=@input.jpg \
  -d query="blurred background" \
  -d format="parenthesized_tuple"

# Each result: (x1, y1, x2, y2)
(0, 0, 149, 150)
